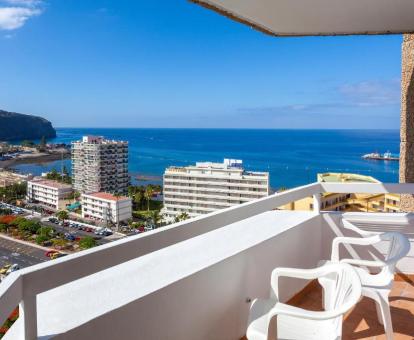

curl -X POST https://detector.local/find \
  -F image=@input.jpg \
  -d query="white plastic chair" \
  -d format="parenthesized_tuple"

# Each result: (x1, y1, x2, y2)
(246, 263, 361, 340)
(322, 229, 410, 340)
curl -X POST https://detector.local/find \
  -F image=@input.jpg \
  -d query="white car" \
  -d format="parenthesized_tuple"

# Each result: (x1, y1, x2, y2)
(6, 264, 20, 274)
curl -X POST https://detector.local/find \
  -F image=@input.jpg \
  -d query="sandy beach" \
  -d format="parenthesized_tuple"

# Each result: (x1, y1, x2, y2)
(0, 149, 70, 169)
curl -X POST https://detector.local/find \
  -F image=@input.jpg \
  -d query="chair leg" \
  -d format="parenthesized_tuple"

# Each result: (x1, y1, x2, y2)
(374, 292, 394, 340)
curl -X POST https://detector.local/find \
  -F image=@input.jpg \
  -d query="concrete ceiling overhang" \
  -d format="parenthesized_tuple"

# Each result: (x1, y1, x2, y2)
(190, 0, 414, 36)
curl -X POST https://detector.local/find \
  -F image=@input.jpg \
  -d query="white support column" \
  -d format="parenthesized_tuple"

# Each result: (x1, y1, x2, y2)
(20, 294, 37, 340)
(313, 193, 321, 213)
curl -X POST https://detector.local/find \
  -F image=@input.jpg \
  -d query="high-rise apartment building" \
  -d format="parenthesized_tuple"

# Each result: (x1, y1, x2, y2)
(163, 159, 269, 219)
(72, 136, 129, 194)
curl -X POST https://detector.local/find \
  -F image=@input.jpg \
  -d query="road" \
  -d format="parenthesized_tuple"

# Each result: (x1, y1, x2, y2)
(0, 237, 47, 269)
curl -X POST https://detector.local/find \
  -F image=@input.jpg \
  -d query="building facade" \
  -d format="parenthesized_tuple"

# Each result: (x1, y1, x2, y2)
(163, 159, 269, 219)
(81, 192, 132, 224)
(281, 173, 401, 213)
(72, 136, 129, 195)
(0, 170, 33, 188)
(26, 179, 73, 210)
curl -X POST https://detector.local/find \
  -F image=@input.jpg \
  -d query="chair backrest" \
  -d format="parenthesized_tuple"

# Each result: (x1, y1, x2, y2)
(382, 232, 411, 274)
(342, 219, 410, 277)
(323, 263, 362, 315)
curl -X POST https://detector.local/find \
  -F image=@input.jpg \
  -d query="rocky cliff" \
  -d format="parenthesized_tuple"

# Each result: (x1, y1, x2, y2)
(0, 109, 56, 141)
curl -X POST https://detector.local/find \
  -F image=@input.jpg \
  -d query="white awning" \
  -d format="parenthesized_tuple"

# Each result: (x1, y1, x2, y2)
(190, 0, 414, 36)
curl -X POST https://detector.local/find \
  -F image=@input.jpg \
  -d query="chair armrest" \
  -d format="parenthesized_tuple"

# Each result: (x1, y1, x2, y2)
(339, 258, 385, 268)
(331, 234, 382, 262)
(271, 265, 339, 300)
(267, 302, 337, 323)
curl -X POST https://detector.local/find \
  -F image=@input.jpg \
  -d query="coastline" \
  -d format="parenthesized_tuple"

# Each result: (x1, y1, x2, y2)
(0, 151, 70, 169)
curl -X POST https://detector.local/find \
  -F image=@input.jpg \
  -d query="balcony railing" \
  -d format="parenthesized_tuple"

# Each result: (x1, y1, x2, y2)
(1, 182, 414, 339)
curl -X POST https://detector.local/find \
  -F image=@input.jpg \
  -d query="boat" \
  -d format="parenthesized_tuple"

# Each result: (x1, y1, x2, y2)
(362, 151, 399, 161)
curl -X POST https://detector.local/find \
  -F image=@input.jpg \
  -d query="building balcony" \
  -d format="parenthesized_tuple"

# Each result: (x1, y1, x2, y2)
(1, 182, 414, 339)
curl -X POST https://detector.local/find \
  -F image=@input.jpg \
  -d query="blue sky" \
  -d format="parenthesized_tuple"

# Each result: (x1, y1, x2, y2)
(0, 0, 403, 129)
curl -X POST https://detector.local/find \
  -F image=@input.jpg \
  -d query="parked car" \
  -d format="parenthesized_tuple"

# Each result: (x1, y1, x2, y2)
(50, 252, 61, 260)
(6, 264, 20, 274)
(94, 228, 104, 235)
(64, 233, 76, 241)
(45, 250, 58, 258)
(0, 264, 11, 275)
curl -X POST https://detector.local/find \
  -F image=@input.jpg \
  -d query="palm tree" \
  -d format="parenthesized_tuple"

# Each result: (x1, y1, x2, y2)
(133, 191, 143, 210)
(150, 210, 163, 228)
(144, 187, 154, 211)
(56, 210, 69, 223)
(56, 210, 69, 232)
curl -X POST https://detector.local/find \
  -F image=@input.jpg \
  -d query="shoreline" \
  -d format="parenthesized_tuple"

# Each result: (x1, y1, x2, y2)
(0, 152, 70, 169)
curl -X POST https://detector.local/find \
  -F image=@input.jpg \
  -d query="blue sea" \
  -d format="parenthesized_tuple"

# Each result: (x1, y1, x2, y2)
(13, 128, 400, 190)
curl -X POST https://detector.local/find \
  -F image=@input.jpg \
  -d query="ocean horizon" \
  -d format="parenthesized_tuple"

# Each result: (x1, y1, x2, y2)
(13, 128, 400, 189)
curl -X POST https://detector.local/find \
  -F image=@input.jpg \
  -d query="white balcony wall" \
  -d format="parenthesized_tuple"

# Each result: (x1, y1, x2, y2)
(2, 182, 414, 340)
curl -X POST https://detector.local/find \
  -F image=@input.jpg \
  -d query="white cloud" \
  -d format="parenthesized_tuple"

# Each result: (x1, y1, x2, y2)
(0, 0, 43, 30)
(0, 7, 41, 30)
(339, 79, 400, 107)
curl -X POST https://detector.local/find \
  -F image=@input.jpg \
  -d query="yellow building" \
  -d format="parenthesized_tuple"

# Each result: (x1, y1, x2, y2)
(280, 173, 399, 213)
(384, 193, 400, 213)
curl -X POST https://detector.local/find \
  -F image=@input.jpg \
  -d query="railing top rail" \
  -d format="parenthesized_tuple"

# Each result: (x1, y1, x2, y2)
(320, 182, 414, 194)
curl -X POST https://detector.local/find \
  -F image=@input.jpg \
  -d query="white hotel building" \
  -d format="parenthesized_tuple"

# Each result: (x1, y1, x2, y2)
(26, 179, 73, 210)
(163, 159, 269, 219)
(81, 192, 132, 225)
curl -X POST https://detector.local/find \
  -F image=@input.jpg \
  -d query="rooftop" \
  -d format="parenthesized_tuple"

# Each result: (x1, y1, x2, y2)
(166, 158, 268, 176)
(83, 192, 129, 201)
(29, 179, 73, 190)
(72, 135, 127, 145)
(318, 172, 380, 184)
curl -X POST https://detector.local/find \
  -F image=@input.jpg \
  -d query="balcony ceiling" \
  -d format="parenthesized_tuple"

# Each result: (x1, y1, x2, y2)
(190, 0, 414, 36)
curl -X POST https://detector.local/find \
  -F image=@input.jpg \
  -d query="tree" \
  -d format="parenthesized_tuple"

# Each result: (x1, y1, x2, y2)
(79, 236, 97, 249)
(37, 226, 53, 238)
(35, 235, 49, 245)
(150, 210, 163, 227)
(133, 190, 143, 210)
(56, 210, 69, 231)
(144, 186, 154, 211)
(17, 219, 41, 234)
(56, 210, 68, 222)
(174, 212, 189, 223)
(46, 168, 60, 181)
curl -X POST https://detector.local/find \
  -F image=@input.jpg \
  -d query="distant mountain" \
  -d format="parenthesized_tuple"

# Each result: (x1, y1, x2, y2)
(0, 109, 56, 141)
